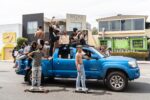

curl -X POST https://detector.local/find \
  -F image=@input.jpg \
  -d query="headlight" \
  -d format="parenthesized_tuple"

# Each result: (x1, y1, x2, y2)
(128, 61, 137, 68)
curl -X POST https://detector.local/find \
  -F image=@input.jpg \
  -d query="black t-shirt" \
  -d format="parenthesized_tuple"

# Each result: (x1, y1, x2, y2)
(58, 46, 70, 58)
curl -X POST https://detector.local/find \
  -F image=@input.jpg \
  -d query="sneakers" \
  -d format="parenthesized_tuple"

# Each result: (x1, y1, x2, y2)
(29, 87, 36, 91)
(82, 88, 88, 92)
(38, 87, 44, 91)
(75, 87, 82, 91)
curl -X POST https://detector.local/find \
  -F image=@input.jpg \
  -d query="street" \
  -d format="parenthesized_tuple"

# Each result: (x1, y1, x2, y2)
(0, 62, 150, 100)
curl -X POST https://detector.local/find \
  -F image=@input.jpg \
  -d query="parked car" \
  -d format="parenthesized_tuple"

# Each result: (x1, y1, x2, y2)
(16, 46, 140, 92)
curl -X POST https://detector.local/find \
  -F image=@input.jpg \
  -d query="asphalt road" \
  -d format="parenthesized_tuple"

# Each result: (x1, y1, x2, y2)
(0, 62, 150, 100)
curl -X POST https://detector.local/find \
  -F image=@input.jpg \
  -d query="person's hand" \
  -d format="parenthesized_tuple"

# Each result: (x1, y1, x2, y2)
(87, 55, 91, 60)
(48, 57, 53, 60)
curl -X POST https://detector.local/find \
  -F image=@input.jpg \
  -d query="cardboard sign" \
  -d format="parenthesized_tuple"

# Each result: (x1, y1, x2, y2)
(59, 35, 69, 44)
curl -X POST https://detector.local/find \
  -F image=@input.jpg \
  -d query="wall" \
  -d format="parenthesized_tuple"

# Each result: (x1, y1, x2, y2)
(145, 29, 150, 38)
(0, 24, 22, 49)
(22, 13, 44, 42)
(0, 24, 22, 60)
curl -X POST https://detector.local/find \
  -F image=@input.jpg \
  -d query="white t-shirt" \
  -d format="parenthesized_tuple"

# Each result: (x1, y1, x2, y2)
(23, 45, 30, 54)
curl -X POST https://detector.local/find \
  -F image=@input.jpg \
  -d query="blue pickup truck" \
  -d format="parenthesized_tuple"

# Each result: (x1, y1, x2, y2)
(16, 46, 140, 91)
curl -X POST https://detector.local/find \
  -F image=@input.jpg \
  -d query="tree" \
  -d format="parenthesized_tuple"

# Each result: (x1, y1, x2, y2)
(92, 27, 98, 35)
(16, 37, 28, 50)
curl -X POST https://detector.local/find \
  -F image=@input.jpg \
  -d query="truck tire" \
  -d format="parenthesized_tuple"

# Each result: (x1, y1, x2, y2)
(27, 70, 44, 85)
(106, 71, 128, 92)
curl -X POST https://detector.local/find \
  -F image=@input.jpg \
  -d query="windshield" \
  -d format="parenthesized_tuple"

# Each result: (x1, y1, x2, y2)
(90, 47, 104, 58)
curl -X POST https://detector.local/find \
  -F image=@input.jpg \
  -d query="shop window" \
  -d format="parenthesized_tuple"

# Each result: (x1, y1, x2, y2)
(27, 21, 38, 34)
(132, 40, 143, 48)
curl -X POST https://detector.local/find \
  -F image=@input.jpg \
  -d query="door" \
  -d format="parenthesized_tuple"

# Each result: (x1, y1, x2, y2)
(53, 48, 77, 78)
(82, 49, 100, 78)
(4, 48, 13, 60)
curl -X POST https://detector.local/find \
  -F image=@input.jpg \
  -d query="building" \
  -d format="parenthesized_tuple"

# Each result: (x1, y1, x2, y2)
(22, 13, 91, 42)
(96, 14, 150, 52)
(0, 24, 22, 60)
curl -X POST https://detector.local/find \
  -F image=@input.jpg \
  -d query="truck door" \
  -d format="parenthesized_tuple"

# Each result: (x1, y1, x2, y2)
(82, 49, 100, 78)
(53, 48, 77, 78)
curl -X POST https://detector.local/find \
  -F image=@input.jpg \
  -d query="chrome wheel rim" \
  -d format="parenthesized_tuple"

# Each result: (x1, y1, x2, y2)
(110, 75, 124, 89)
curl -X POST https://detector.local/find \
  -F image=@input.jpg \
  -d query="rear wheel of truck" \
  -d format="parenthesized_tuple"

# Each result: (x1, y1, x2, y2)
(27, 70, 44, 85)
(106, 71, 128, 92)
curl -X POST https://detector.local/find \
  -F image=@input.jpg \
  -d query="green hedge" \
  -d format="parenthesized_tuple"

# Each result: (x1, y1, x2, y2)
(112, 52, 149, 60)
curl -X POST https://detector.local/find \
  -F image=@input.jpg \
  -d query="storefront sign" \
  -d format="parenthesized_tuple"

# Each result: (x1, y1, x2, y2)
(3, 32, 16, 43)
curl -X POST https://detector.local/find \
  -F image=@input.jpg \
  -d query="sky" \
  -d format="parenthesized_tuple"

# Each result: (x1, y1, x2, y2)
(0, 0, 150, 28)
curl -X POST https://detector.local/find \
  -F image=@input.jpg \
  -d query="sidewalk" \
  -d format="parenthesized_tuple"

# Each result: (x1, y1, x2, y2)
(0, 60, 13, 63)
(137, 61, 150, 64)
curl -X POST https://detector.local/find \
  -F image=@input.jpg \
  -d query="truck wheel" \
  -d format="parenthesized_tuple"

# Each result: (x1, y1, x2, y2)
(27, 70, 44, 85)
(106, 71, 128, 92)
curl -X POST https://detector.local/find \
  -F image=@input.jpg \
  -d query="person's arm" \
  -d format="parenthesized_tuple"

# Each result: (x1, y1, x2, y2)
(23, 47, 29, 55)
(27, 51, 34, 60)
(83, 55, 90, 60)
(82, 51, 90, 60)
(76, 54, 81, 72)
(34, 31, 37, 37)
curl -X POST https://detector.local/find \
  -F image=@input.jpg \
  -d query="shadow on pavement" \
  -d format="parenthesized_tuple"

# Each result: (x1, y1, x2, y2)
(125, 82, 150, 93)
(24, 78, 150, 94)
(49, 87, 69, 93)
(0, 71, 10, 73)
(42, 79, 112, 95)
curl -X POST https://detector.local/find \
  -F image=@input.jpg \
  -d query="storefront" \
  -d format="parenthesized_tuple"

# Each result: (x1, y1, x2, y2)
(99, 36, 148, 52)
(0, 24, 22, 60)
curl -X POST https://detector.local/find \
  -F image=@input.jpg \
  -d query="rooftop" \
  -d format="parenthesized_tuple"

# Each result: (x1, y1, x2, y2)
(96, 14, 148, 21)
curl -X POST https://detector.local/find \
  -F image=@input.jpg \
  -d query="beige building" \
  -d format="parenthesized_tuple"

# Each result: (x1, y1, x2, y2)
(66, 14, 86, 31)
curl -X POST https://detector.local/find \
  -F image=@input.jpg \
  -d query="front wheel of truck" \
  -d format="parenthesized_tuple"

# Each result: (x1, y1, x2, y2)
(106, 71, 128, 92)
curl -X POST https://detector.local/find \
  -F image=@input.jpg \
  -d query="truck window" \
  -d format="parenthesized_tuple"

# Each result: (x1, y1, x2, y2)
(58, 46, 76, 59)
(82, 49, 93, 58)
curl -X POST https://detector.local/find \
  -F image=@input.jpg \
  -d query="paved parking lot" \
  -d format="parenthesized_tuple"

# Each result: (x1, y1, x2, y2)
(0, 62, 150, 100)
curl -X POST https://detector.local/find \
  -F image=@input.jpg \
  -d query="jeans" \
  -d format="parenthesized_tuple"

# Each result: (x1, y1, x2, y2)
(32, 67, 42, 87)
(76, 64, 86, 89)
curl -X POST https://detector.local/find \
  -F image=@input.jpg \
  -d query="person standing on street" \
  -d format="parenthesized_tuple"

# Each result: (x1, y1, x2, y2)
(75, 45, 88, 92)
(28, 45, 44, 91)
